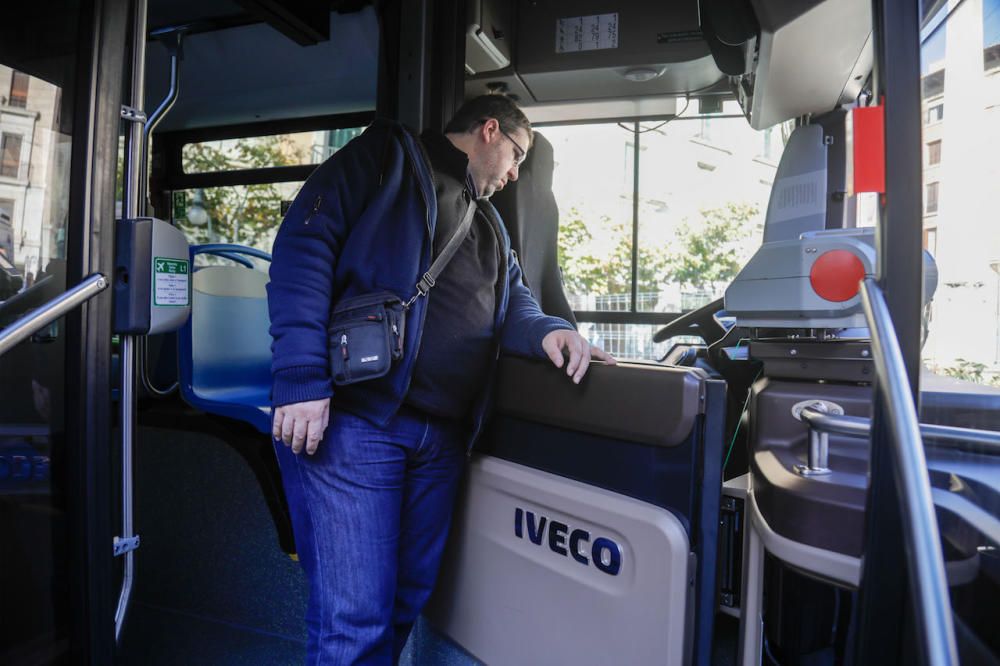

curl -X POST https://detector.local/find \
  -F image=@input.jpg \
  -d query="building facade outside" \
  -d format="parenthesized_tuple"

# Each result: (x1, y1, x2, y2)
(919, 0, 1000, 382)
(0, 65, 70, 288)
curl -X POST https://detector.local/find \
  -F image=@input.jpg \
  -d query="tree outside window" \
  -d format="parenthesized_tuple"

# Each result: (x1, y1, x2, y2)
(176, 134, 306, 250)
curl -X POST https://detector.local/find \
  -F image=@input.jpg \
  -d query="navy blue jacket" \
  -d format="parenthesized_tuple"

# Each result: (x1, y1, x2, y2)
(267, 120, 574, 440)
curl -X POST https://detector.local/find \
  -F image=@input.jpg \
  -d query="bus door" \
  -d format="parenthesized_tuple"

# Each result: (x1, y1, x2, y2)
(0, 2, 127, 663)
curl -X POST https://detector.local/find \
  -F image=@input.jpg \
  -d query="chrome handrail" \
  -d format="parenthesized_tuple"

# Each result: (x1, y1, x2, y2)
(800, 407, 1000, 454)
(860, 278, 958, 666)
(0, 274, 109, 357)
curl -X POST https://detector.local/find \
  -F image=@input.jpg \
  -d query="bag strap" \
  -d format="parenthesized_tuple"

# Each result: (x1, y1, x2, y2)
(406, 194, 478, 308)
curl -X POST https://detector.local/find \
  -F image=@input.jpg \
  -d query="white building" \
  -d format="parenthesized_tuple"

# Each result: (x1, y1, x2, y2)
(0, 65, 70, 285)
(919, 0, 1000, 374)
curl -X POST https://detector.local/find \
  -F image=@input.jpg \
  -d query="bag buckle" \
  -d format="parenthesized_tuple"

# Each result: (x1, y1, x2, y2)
(406, 272, 436, 309)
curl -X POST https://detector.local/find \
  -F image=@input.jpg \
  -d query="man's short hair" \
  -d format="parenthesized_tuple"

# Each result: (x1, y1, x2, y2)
(445, 94, 533, 146)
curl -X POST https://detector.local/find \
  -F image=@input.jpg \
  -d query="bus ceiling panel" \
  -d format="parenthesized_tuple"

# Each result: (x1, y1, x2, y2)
(143, 6, 378, 132)
(233, 0, 330, 45)
(466, 1, 725, 111)
(737, 0, 873, 130)
(147, 0, 247, 30)
(463, 1, 740, 123)
(0, 4, 81, 88)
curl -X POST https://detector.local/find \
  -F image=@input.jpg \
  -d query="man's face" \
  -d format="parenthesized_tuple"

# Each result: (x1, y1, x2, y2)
(468, 119, 529, 199)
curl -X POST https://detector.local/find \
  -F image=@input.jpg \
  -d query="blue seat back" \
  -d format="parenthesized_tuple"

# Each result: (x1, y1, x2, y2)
(177, 246, 274, 434)
(191, 267, 272, 394)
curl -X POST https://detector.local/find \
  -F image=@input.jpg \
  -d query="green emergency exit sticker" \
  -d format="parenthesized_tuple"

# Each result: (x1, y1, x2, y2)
(153, 257, 190, 307)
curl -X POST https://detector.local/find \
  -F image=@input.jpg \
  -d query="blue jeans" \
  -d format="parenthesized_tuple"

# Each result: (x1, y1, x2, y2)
(274, 405, 466, 665)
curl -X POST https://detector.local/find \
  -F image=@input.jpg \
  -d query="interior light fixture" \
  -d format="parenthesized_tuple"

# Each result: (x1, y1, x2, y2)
(621, 67, 663, 82)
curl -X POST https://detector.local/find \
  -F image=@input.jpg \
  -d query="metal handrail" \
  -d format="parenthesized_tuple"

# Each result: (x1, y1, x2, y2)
(0, 274, 109, 357)
(859, 278, 958, 665)
(116, 0, 148, 641)
(800, 406, 1000, 454)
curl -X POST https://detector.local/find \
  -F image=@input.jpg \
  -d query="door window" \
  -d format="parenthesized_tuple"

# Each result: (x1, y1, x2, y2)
(916, 0, 1000, 657)
(0, 4, 83, 661)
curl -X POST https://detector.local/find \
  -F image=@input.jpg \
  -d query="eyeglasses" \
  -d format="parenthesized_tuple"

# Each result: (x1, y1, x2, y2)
(479, 119, 527, 167)
(498, 128, 527, 167)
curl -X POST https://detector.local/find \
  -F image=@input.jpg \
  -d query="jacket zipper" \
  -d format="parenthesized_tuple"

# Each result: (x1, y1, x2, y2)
(303, 195, 323, 226)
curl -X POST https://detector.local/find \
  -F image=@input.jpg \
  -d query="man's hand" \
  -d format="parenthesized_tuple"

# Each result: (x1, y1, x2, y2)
(273, 398, 331, 455)
(542, 329, 617, 384)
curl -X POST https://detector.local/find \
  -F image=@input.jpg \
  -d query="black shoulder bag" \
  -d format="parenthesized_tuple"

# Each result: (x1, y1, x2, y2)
(327, 196, 478, 386)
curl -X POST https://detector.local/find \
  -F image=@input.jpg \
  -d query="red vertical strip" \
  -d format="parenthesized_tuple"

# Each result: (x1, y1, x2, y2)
(852, 106, 886, 193)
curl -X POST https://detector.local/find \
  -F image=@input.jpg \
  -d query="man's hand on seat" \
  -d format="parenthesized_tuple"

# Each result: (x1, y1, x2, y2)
(273, 398, 331, 455)
(542, 329, 617, 384)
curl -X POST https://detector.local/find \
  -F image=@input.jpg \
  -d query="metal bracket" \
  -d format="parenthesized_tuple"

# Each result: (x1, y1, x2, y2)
(120, 105, 147, 123)
(791, 400, 844, 476)
(113, 535, 141, 556)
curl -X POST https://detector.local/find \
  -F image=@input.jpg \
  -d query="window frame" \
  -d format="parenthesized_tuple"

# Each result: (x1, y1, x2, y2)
(153, 111, 375, 193)
(927, 139, 942, 165)
(8, 70, 29, 109)
(925, 180, 940, 214)
(925, 102, 945, 124)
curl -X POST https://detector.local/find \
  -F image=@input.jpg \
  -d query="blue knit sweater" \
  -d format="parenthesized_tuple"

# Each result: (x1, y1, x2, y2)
(267, 121, 574, 437)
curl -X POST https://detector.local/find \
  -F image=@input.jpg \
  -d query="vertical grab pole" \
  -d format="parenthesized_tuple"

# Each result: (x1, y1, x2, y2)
(860, 280, 958, 665)
(115, 0, 148, 642)
(137, 31, 182, 398)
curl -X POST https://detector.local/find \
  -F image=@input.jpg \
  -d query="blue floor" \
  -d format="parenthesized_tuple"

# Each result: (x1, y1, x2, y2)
(117, 423, 735, 665)
(118, 425, 481, 665)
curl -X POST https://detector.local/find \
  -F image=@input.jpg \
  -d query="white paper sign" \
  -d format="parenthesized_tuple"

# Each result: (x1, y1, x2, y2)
(556, 13, 619, 53)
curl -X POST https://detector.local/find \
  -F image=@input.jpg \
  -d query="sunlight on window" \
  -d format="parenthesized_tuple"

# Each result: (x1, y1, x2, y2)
(543, 104, 784, 359)
(918, 0, 1000, 388)
(182, 127, 363, 174)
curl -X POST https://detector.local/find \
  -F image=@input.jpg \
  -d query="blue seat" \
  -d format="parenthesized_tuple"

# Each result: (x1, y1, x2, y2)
(178, 245, 273, 434)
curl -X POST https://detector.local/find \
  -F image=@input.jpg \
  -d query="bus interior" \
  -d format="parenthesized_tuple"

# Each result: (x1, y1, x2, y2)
(1, 0, 998, 664)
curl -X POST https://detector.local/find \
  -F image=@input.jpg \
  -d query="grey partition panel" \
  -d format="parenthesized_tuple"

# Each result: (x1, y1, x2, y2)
(427, 456, 691, 665)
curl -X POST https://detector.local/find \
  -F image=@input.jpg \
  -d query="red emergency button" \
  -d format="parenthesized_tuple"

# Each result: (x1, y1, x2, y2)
(809, 250, 866, 302)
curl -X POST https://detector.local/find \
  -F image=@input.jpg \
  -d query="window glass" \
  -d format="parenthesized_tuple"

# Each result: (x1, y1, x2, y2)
(174, 128, 368, 250)
(0, 6, 81, 659)
(927, 139, 942, 165)
(182, 127, 364, 174)
(637, 102, 779, 312)
(579, 323, 671, 360)
(985, 0, 1000, 71)
(916, 2, 999, 657)
(544, 105, 782, 360)
(8, 70, 29, 108)
(925, 181, 939, 213)
(544, 123, 635, 311)
(173, 182, 303, 253)
(919, 0, 1000, 388)
(1, 133, 23, 178)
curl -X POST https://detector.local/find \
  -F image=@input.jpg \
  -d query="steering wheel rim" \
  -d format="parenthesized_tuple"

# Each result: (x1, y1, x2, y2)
(652, 297, 727, 345)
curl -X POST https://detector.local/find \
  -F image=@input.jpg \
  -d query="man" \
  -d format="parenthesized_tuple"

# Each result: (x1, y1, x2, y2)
(268, 94, 614, 664)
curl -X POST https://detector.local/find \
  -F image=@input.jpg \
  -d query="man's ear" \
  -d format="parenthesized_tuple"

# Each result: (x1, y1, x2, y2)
(479, 118, 499, 144)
